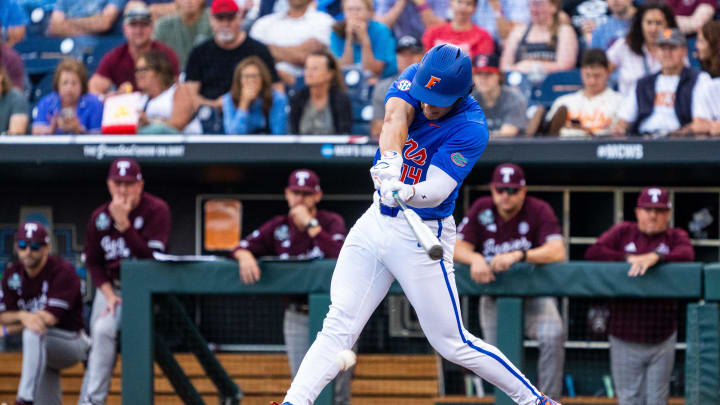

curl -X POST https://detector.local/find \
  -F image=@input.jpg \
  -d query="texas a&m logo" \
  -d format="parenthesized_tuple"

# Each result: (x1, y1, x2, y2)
(425, 76, 441, 89)
(400, 139, 427, 184)
(295, 171, 310, 186)
(24, 223, 39, 238)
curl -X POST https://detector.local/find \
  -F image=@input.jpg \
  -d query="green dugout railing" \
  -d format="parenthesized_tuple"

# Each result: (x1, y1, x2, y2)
(121, 260, 718, 405)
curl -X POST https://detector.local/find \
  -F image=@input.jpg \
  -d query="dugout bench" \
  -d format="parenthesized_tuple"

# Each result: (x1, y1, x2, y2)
(121, 260, 720, 405)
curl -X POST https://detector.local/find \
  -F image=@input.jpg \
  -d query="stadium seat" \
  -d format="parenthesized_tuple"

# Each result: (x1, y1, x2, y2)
(24, 6, 51, 37)
(83, 35, 126, 71)
(197, 105, 224, 135)
(530, 69, 583, 108)
(14, 37, 78, 75)
(31, 72, 55, 104)
(687, 36, 702, 70)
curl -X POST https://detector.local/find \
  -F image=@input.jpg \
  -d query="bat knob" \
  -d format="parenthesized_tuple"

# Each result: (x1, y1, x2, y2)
(428, 245, 443, 261)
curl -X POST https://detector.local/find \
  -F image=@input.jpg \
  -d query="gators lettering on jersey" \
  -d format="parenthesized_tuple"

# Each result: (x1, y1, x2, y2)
(374, 63, 490, 220)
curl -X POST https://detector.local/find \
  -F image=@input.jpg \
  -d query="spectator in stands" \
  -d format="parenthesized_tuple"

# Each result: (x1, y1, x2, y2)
(544, 49, 623, 136)
(370, 35, 424, 138)
(589, 0, 635, 50)
(249, 0, 334, 87)
(222, 56, 288, 134)
(0, 65, 29, 135)
(454, 163, 566, 400)
(144, 0, 183, 21)
(697, 20, 720, 78)
(0, 222, 89, 405)
(499, 0, 578, 76)
(691, 21, 720, 135)
(666, 0, 715, 35)
(232, 169, 352, 404)
(79, 158, 171, 405)
(422, 0, 494, 58)
(0, 32, 25, 90)
(152, 0, 213, 69)
(289, 49, 352, 134)
(607, 2, 677, 96)
(585, 187, 694, 405)
(330, 0, 397, 79)
(185, 0, 280, 109)
(613, 28, 710, 136)
(1, 0, 28, 46)
(89, 2, 180, 96)
(32, 59, 104, 135)
(374, 0, 446, 40)
(471, 54, 528, 137)
(472, 0, 529, 44)
(48, 0, 126, 38)
(136, 50, 203, 134)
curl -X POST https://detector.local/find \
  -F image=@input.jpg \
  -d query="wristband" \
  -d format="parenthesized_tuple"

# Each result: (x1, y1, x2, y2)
(519, 249, 527, 262)
(417, 3, 431, 12)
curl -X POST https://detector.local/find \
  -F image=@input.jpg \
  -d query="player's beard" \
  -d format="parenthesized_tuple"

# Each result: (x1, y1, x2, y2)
(215, 30, 236, 44)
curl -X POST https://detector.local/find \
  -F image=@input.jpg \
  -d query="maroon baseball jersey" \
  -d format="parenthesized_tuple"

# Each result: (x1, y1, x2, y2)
(664, 0, 715, 16)
(457, 196, 563, 259)
(234, 210, 346, 259)
(585, 222, 694, 344)
(0, 256, 84, 332)
(84, 192, 171, 289)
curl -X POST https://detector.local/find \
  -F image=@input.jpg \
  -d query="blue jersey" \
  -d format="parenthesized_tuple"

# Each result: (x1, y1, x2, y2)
(374, 63, 489, 220)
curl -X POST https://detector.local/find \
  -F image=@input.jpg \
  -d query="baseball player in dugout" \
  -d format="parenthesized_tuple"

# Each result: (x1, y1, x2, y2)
(0, 222, 89, 405)
(271, 44, 561, 405)
(232, 169, 353, 404)
(80, 158, 171, 405)
(585, 187, 694, 405)
(454, 163, 567, 400)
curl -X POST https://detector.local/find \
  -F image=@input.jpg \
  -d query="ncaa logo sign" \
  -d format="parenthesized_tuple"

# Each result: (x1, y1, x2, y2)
(396, 79, 411, 92)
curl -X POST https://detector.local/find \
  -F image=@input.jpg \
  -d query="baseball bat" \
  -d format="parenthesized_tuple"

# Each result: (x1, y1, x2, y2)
(393, 191, 444, 260)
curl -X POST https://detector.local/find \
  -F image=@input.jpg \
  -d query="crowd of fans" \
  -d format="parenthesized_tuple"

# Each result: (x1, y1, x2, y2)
(0, 0, 718, 137)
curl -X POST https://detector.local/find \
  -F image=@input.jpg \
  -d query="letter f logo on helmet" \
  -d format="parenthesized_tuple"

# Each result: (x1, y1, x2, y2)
(425, 76, 441, 89)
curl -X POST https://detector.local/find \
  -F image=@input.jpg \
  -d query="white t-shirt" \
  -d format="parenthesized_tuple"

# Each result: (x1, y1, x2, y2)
(607, 39, 663, 96)
(249, 7, 335, 77)
(618, 71, 711, 134)
(694, 78, 720, 120)
(546, 87, 624, 133)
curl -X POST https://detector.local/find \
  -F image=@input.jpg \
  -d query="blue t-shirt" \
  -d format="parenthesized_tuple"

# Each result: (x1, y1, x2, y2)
(221, 89, 288, 135)
(591, 15, 631, 50)
(374, 64, 489, 219)
(1, 0, 29, 41)
(34, 92, 104, 134)
(330, 20, 397, 78)
(54, 0, 125, 18)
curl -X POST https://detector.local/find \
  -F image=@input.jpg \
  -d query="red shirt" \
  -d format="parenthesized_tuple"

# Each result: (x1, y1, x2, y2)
(1, 256, 84, 332)
(422, 23, 495, 59)
(664, 0, 715, 16)
(585, 222, 694, 343)
(233, 210, 346, 259)
(95, 41, 180, 89)
(84, 192, 171, 288)
(458, 196, 562, 259)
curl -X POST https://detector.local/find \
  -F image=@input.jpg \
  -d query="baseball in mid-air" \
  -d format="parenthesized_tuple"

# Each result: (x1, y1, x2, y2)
(336, 349, 357, 371)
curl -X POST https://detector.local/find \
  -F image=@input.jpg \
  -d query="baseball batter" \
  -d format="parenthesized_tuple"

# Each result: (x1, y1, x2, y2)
(272, 44, 560, 405)
(0, 222, 89, 405)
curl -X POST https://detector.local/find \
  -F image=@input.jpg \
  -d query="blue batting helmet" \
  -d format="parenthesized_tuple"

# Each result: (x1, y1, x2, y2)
(409, 44, 473, 107)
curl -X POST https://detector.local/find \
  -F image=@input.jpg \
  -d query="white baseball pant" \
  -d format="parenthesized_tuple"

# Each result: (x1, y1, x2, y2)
(283, 203, 546, 405)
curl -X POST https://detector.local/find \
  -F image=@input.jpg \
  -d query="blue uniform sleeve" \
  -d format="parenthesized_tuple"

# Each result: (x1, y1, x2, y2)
(430, 120, 488, 183)
(384, 63, 420, 110)
(370, 21, 397, 78)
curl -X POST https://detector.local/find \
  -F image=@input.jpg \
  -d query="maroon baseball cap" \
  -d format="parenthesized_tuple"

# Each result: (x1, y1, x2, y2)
(212, 0, 240, 15)
(637, 187, 671, 209)
(14, 222, 50, 245)
(490, 163, 526, 188)
(107, 158, 143, 182)
(287, 169, 321, 193)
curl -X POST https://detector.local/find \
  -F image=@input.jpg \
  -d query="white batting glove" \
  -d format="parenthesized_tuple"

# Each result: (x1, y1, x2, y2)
(379, 179, 415, 207)
(370, 151, 403, 190)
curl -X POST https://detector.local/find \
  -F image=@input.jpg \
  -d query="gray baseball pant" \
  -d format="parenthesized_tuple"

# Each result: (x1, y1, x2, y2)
(283, 307, 354, 405)
(78, 289, 122, 405)
(17, 327, 89, 404)
(480, 296, 566, 399)
(609, 332, 676, 405)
